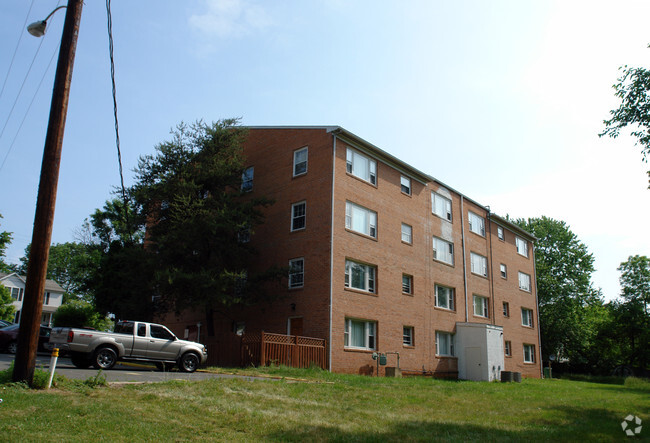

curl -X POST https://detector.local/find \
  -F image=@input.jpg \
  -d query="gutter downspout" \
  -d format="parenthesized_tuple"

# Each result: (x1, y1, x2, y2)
(460, 196, 469, 322)
(328, 135, 337, 372)
(532, 243, 543, 378)
(487, 208, 496, 326)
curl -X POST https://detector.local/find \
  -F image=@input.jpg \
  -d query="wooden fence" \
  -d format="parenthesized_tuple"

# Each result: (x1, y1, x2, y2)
(241, 332, 327, 370)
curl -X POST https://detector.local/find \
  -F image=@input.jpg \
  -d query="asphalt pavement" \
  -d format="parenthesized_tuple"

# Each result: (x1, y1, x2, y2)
(0, 352, 277, 384)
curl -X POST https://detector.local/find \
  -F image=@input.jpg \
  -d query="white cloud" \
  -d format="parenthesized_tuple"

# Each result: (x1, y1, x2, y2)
(188, 0, 272, 38)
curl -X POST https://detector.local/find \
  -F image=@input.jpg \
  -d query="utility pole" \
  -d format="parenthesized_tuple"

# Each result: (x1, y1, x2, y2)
(13, 0, 83, 385)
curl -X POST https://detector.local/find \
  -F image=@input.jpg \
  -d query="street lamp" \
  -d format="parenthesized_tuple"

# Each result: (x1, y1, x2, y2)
(26, 6, 67, 37)
(13, 0, 84, 385)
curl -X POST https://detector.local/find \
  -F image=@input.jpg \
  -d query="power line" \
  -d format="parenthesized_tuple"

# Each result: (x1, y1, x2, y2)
(0, 44, 60, 172)
(106, 0, 131, 240)
(0, 0, 36, 103)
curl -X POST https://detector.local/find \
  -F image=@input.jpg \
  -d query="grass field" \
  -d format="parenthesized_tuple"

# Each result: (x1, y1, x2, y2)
(0, 366, 648, 442)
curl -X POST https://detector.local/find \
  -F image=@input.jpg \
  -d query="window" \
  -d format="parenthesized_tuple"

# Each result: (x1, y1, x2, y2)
(345, 260, 376, 293)
(500, 264, 507, 279)
(523, 344, 536, 363)
(291, 202, 306, 231)
(473, 295, 489, 318)
(435, 285, 455, 311)
(14, 310, 20, 324)
(10, 287, 19, 300)
(402, 274, 413, 294)
(518, 272, 531, 292)
(433, 237, 454, 265)
(432, 192, 452, 221)
(400, 176, 411, 195)
(497, 226, 504, 241)
(237, 225, 251, 243)
(289, 258, 304, 289)
(503, 302, 510, 317)
(521, 308, 534, 327)
(403, 326, 414, 346)
(344, 318, 376, 350)
(293, 147, 308, 176)
(401, 223, 412, 244)
(44, 292, 50, 305)
(468, 211, 486, 236)
(150, 325, 175, 340)
(505, 340, 512, 357)
(241, 166, 254, 192)
(346, 148, 377, 185)
(345, 202, 377, 238)
(470, 252, 488, 277)
(435, 331, 455, 356)
(516, 236, 529, 257)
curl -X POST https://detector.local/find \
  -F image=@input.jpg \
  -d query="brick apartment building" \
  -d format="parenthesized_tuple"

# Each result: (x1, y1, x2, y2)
(164, 126, 541, 380)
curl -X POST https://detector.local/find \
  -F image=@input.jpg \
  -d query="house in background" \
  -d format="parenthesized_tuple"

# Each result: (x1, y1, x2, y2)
(0, 272, 64, 326)
(162, 126, 542, 380)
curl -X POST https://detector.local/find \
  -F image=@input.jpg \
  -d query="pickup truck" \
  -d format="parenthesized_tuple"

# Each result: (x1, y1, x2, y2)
(49, 320, 208, 373)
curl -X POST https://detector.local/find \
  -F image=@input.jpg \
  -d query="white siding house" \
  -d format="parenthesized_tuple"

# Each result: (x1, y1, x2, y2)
(0, 272, 64, 326)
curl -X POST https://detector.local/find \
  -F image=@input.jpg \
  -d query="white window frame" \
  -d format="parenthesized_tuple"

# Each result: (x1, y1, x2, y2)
(401, 223, 412, 244)
(503, 301, 510, 317)
(400, 176, 411, 195)
(473, 295, 489, 318)
(403, 326, 414, 346)
(518, 272, 531, 292)
(468, 211, 486, 236)
(500, 263, 507, 279)
(497, 226, 505, 241)
(521, 308, 534, 327)
(523, 344, 535, 363)
(293, 146, 308, 177)
(432, 192, 452, 222)
(291, 201, 306, 231)
(346, 148, 377, 185)
(505, 340, 512, 357)
(516, 236, 529, 257)
(435, 331, 455, 357)
(433, 237, 454, 265)
(345, 201, 377, 238)
(402, 274, 413, 294)
(288, 258, 304, 289)
(344, 318, 376, 350)
(345, 260, 376, 293)
(470, 252, 488, 277)
(241, 166, 254, 192)
(435, 284, 455, 311)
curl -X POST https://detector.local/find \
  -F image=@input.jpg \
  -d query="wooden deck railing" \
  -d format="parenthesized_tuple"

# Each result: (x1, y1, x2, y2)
(241, 332, 327, 370)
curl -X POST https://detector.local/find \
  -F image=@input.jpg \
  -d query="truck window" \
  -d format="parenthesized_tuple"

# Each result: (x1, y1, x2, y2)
(137, 324, 146, 337)
(114, 322, 134, 335)
(150, 325, 174, 340)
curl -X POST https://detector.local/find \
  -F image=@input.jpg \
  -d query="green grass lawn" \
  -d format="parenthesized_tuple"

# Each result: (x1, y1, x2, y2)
(0, 366, 648, 442)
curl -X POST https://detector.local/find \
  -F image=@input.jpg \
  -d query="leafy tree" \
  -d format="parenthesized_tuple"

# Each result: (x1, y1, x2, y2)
(130, 119, 282, 329)
(19, 242, 101, 303)
(0, 214, 17, 274)
(615, 255, 650, 369)
(514, 216, 602, 367)
(52, 299, 113, 331)
(88, 119, 283, 328)
(0, 285, 15, 322)
(600, 59, 650, 186)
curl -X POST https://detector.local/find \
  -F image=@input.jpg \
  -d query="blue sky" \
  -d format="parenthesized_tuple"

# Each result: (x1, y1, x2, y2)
(1, 0, 649, 300)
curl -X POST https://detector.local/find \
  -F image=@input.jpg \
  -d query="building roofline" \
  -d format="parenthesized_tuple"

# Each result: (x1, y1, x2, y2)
(0, 272, 65, 293)
(245, 125, 536, 241)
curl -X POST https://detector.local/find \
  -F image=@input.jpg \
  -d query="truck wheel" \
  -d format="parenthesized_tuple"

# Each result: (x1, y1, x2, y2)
(178, 352, 200, 373)
(71, 353, 91, 369)
(7, 341, 17, 354)
(93, 347, 117, 370)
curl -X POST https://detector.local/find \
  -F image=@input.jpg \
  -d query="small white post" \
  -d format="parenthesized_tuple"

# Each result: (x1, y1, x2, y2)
(46, 347, 59, 389)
